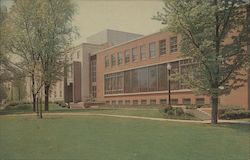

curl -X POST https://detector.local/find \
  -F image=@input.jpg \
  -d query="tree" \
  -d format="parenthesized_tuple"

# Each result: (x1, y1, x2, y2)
(154, 0, 249, 124)
(35, 0, 77, 111)
(5, 0, 77, 111)
(5, 0, 44, 112)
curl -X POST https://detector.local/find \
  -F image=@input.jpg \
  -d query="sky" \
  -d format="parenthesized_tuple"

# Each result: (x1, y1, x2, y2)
(72, 0, 165, 45)
(1, 0, 165, 45)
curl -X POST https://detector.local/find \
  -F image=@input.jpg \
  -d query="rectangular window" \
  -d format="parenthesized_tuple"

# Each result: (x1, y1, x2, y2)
(148, 66, 158, 91)
(106, 101, 110, 104)
(183, 98, 191, 105)
(160, 99, 167, 105)
(158, 64, 168, 91)
(139, 68, 148, 92)
(159, 39, 166, 55)
(141, 100, 147, 105)
(125, 100, 130, 105)
(140, 45, 146, 60)
(149, 42, 156, 58)
(132, 47, 138, 62)
(150, 99, 156, 105)
(170, 61, 180, 90)
(171, 99, 178, 105)
(118, 100, 123, 105)
(112, 100, 116, 105)
(196, 98, 205, 105)
(105, 55, 109, 68)
(111, 54, 116, 66)
(132, 100, 138, 105)
(125, 49, 130, 64)
(117, 52, 123, 65)
(170, 37, 178, 53)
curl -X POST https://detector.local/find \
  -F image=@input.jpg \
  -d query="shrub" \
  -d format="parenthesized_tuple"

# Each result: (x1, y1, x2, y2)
(219, 110, 250, 120)
(218, 105, 243, 116)
(163, 107, 184, 116)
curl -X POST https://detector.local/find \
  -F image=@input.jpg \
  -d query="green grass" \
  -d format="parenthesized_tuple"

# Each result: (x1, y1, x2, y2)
(0, 115, 249, 160)
(0, 104, 198, 120)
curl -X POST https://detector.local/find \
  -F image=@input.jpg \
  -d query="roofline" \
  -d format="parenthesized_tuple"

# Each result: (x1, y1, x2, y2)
(92, 31, 163, 55)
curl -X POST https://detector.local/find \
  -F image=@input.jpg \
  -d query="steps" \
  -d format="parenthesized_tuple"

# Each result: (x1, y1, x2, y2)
(184, 108, 211, 120)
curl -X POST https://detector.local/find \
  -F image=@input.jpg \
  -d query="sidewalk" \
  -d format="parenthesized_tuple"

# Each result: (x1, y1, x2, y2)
(1, 112, 249, 124)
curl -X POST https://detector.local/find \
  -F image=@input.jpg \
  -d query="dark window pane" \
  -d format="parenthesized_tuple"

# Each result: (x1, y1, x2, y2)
(139, 68, 148, 92)
(148, 66, 158, 91)
(158, 64, 168, 91)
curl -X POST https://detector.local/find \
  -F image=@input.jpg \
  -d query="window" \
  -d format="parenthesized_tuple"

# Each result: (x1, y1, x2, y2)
(54, 91, 57, 98)
(112, 100, 116, 105)
(105, 56, 109, 68)
(170, 61, 180, 90)
(140, 45, 146, 60)
(158, 64, 168, 91)
(77, 51, 80, 59)
(132, 100, 138, 105)
(149, 42, 156, 58)
(141, 100, 147, 105)
(106, 101, 110, 104)
(104, 73, 124, 94)
(131, 69, 139, 92)
(125, 49, 130, 64)
(183, 98, 191, 105)
(196, 98, 205, 105)
(104, 60, 182, 95)
(90, 58, 96, 83)
(148, 66, 158, 92)
(159, 40, 166, 55)
(117, 52, 123, 65)
(92, 86, 96, 98)
(171, 99, 178, 105)
(170, 37, 178, 53)
(150, 99, 156, 105)
(118, 100, 123, 105)
(111, 54, 116, 66)
(132, 47, 138, 62)
(160, 99, 167, 105)
(68, 64, 73, 78)
(139, 68, 148, 92)
(60, 91, 62, 97)
(125, 100, 130, 105)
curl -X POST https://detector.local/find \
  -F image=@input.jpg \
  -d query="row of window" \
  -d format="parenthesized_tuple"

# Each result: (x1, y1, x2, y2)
(106, 98, 205, 105)
(104, 37, 178, 68)
(104, 59, 193, 95)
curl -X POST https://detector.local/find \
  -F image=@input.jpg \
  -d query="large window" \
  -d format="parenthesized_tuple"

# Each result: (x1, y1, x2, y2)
(105, 55, 109, 68)
(139, 67, 148, 92)
(111, 54, 116, 66)
(104, 73, 124, 94)
(125, 49, 130, 64)
(117, 52, 123, 65)
(170, 37, 178, 53)
(104, 60, 187, 95)
(158, 64, 168, 91)
(159, 39, 166, 55)
(132, 47, 138, 62)
(149, 42, 156, 58)
(148, 66, 158, 91)
(140, 45, 147, 60)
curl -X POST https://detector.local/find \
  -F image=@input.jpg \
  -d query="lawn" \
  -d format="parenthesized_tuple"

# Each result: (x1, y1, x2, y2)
(0, 103, 198, 120)
(0, 115, 249, 160)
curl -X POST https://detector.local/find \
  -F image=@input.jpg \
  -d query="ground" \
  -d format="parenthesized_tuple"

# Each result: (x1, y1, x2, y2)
(0, 104, 249, 160)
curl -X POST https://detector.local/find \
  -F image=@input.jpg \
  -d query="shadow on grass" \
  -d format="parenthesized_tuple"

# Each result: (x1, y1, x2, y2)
(215, 123, 250, 133)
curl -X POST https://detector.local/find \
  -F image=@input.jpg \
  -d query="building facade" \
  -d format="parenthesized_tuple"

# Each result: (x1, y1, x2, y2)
(94, 32, 249, 108)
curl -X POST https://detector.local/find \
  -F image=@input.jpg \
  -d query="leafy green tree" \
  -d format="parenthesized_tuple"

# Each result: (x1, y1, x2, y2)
(154, 0, 249, 124)
(5, 0, 77, 111)
(35, 0, 77, 111)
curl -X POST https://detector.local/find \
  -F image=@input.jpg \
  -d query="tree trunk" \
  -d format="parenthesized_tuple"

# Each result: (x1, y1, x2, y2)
(33, 93, 36, 112)
(211, 95, 219, 124)
(44, 84, 50, 111)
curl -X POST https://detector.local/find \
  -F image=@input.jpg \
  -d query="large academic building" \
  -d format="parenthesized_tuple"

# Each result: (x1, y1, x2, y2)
(24, 29, 249, 109)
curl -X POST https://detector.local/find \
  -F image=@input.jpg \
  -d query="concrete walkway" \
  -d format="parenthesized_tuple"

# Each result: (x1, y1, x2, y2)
(1, 112, 249, 124)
